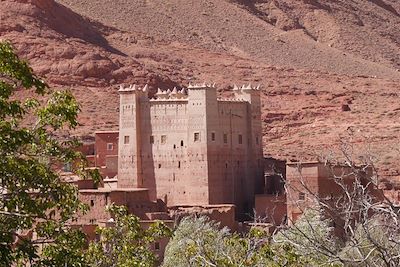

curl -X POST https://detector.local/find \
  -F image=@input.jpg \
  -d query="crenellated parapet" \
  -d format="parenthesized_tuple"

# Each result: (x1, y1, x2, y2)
(118, 84, 149, 101)
(188, 82, 216, 89)
(118, 84, 149, 93)
(154, 87, 188, 100)
(118, 83, 262, 103)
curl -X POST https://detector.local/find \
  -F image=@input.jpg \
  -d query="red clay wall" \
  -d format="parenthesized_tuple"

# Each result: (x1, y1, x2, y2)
(94, 131, 119, 167)
(255, 194, 287, 225)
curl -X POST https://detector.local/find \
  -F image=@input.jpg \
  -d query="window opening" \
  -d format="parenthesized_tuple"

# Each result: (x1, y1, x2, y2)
(211, 132, 216, 141)
(63, 162, 72, 172)
(223, 133, 228, 144)
(124, 136, 130, 144)
(107, 143, 113, 150)
(194, 132, 200, 142)
(161, 135, 167, 144)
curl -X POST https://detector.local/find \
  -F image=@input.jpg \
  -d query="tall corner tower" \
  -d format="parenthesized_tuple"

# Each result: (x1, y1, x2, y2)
(117, 85, 143, 188)
(239, 85, 264, 201)
(186, 83, 218, 204)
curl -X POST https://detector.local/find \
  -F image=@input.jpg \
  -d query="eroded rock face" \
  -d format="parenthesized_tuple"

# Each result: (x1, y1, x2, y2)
(2, 0, 400, 183)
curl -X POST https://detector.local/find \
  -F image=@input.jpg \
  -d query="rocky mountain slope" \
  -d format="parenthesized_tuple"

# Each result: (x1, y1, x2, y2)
(1, 0, 399, 181)
(57, 0, 400, 79)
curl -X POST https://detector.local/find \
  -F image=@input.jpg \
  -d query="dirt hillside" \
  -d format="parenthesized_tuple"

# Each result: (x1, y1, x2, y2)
(1, 0, 399, 182)
(57, 0, 400, 79)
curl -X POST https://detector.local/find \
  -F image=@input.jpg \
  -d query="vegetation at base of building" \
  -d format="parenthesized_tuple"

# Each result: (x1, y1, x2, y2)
(0, 41, 99, 266)
(276, 206, 400, 267)
(163, 216, 314, 267)
(85, 204, 172, 267)
(279, 146, 400, 267)
(274, 208, 339, 265)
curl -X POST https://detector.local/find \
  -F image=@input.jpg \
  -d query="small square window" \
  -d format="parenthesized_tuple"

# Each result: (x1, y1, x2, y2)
(223, 133, 228, 144)
(299, 192, 305, 201)
(161, 135, 167, 144)
(124, 136, 130, 144)
(238, 134, 243, 144)
(63, 162, 72, 172)
(107, 143, 113, 150)
(194, 132, 200, 142)
(150, 135, 154, 144)
(211, 132, 216, 141)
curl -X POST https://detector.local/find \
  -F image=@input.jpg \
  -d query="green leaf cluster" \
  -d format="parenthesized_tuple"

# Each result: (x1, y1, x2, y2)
(0, 41, 93, 266)
(163, 216, 309, 267)
(86, 204, 172, 267)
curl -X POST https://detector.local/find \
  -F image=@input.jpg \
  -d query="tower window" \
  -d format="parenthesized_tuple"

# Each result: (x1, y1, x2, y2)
(223, 133, 228, 144)
(124, 136, 130, 144)
(299, 192, 305, 201)
(158, 164, 162, 169)
(63, 162, 72, 172)
(178, 161, 181, 168)
(180, 140, 184, 146)
(107, 143, 113, 150)
(238, 134, 243, 144)
(194, 132, 200, 142)
(154, 242, 160, 251)
(211, 132, 216, 141)
(150, 135, 154, 144)
(161, 135, 167, 144)
(90, 200, 95, 207)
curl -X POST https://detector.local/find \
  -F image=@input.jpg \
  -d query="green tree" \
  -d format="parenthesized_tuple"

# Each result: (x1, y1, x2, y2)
(163, 216, 308, 267)
(0, 41, 97, 266)
(274, 208, 340, 266)
(86, 204, 172, 267)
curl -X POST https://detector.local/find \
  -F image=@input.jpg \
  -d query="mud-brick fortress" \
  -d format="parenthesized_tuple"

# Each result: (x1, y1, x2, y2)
(71, 82, 395, 253)
(118, 83, 264, 215)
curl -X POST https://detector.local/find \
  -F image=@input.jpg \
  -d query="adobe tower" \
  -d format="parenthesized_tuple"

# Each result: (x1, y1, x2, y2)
(117, 83, 264, 215)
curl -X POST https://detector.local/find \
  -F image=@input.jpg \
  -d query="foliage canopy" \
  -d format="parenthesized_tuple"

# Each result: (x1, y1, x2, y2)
(0, 41, 96, 266)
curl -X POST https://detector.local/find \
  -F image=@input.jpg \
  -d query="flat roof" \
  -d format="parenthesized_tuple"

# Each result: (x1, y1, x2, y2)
(286, 161, 320, 166)
(95, 130, 119, 134)
(79, 188, 149, 193)
(170, 204, 235, 208)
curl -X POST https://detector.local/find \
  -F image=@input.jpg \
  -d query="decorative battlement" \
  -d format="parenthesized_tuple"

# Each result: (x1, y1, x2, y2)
(118, 83, 261, 103)
(233, 84, 261, 92)
(155, 87, 188, 100)
(188, 82, 216, 89)
(118, 84, 149, 94)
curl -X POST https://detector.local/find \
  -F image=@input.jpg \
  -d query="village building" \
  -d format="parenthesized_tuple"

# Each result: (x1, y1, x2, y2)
(117, 83, 264, 217)
(65, 82, 391, 257)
